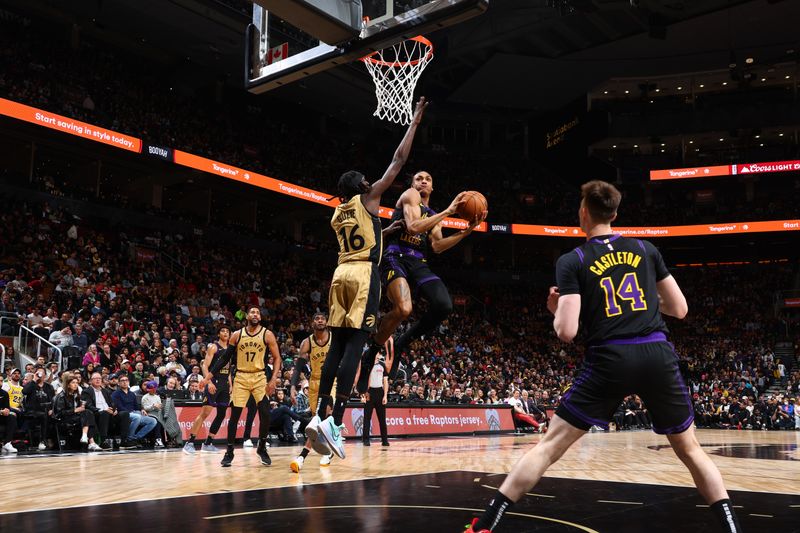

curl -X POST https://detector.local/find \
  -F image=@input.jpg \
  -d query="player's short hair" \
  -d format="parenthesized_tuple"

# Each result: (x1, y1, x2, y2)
(337, 170, 365, 200)
(312, 312, 327, 320)
(581, 180, 621, 223)
(409, 170, 432, 186)
(217, 324, 231, 334)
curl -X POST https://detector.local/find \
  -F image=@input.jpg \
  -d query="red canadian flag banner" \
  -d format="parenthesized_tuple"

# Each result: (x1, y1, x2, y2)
(267, 42, 289, 65)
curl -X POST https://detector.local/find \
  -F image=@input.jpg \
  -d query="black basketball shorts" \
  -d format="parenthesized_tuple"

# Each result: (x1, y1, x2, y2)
(556, 332, 694, 435)
(204, 378, 231, 408)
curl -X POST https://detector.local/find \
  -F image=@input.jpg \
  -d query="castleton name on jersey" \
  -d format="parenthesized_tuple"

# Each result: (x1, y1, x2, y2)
(589, 251, 642, 276)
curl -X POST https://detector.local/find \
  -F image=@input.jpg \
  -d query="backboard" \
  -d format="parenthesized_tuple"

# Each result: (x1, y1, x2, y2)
(245, 0, 489, 94)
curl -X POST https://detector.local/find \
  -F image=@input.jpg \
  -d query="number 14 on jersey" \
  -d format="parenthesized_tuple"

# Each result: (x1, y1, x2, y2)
(600, 272, 647, 317)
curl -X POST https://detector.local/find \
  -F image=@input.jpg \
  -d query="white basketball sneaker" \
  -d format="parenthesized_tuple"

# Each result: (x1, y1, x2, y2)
(305, 415, 322, 442)
(320, 453, 333, 467)
(2, 442, 18, 454)
(306, 415, 332, 454)
(290, 455, 304, 473)
(318, 417, 346, 459)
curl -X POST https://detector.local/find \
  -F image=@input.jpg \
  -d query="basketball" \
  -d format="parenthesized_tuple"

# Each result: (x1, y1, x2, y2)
(457, 191, 488, 222)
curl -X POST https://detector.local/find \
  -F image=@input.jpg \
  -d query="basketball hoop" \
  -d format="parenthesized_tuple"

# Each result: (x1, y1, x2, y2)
(361, 36, 434, 125)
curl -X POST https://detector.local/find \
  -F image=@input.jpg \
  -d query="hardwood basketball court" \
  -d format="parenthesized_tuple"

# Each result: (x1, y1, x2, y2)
(1, 429, 797, 532)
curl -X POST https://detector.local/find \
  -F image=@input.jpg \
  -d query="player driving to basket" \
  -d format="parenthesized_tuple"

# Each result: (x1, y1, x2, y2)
(314, 97, 429, 460)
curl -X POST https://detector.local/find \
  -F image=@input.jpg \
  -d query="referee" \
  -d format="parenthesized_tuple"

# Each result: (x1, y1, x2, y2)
(362, 354, 389, 447)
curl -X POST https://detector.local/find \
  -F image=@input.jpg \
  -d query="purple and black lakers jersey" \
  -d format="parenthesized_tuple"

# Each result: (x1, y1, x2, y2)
(385, 202, 437, 258)
(209, 342, 231, 380)
(556, 234, 670, 346)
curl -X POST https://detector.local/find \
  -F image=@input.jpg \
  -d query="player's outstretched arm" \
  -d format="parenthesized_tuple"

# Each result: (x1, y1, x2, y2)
(656, 275, 688, 319)
(362, 97, 429, 214)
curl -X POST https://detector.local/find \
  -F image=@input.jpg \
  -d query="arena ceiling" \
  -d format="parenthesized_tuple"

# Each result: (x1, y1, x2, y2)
(8, 0, 800, 119)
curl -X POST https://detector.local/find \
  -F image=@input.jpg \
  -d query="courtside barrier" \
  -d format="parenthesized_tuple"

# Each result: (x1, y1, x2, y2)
(175, 404, 515, 440)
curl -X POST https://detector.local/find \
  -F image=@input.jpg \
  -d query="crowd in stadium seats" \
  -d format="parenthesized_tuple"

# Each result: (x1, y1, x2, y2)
(3, 16, 800, 229)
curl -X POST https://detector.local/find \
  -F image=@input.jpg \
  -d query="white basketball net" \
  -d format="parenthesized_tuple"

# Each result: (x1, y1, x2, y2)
(361, 36, 434, 125)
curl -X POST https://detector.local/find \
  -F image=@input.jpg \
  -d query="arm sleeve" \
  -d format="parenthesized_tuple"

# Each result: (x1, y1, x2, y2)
(290, 357, 308, 388)
(263, 330, 273, 379)
(208, 346, 233, 375)
(644, 240, 670, 281)
(555, 251, 582, 296)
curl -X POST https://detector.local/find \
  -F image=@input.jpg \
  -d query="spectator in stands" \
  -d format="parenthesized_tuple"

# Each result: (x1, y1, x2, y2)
(41, 308, 56, 330)
(293, 384, 312, 420)
(0, 373, 19, 453)
(81, 362, 97, 382)
(48, 326, 74, 351)
(2, 368, 23, 411)
(507, 389, 540, 432)
(145, 378, 183, 447)
(27, 307, 44, 328)
(54, 375, 101, 451)
(46, 361, 59, 380)
(81, 372, 129, 449)
(82, 344, 100, 367)
(522, 390, 547, 427)
(69, 322, 88, 351)
(190, 334, 204, 358)
(776, 397, 794, 429)
(100, 343, 114, 368)
(149, 338, 165, 360)
(53, 312, 73, 333)
(111, 375, 156, 448)
(461, 387, 474, 404)
(269, 389, 301, 443)
(106, 373, 120, 393)
(22, 366, 55, 450)
(408, 384, 422, 402)
(486, 389, 500, 404)
(185, 378, 203, 401)
(131, 361, 146, 387)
